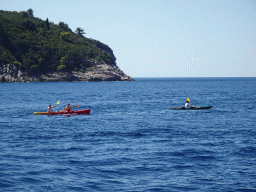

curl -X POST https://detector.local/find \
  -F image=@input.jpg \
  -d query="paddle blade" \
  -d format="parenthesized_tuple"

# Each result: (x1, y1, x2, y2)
(56, 101, 60, 105)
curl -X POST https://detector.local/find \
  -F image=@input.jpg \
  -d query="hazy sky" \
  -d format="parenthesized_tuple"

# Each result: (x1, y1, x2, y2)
(1, 0, 256, 77)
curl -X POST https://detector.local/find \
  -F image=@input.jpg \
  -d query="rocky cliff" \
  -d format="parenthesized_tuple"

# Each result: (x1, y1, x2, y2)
(0, 64, 134, 82)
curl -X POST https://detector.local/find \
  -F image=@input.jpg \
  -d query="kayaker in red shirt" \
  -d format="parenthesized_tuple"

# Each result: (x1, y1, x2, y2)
(65, 103, 71, 113)
(64, 103, 81, 113)
(65, 103, 77, 113)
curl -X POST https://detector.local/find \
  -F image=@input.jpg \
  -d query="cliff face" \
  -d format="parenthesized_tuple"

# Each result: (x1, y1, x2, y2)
(0, 64, 134, 82)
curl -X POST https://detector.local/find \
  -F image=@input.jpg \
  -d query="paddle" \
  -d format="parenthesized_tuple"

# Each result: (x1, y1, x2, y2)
(71, 105, 80, 109)
(53, 101, 60, 108)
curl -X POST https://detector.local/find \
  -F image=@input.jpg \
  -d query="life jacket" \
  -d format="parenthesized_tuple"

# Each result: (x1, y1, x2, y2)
(65, 107, 70, 113)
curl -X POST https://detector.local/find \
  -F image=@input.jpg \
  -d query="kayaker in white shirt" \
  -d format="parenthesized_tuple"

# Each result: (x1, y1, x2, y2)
(47, 104, 54, 112)
(47, 102, 59, 112)
(185, 98, 193, 109)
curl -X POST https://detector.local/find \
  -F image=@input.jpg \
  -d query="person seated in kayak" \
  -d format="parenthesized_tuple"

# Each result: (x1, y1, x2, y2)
(64, 103, 76, 113)
(47, 105, 54, 113)
(185, 98, 193, 109)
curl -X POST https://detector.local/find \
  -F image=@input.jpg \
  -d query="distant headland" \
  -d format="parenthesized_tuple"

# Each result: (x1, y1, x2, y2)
(0, 9, 134, 82)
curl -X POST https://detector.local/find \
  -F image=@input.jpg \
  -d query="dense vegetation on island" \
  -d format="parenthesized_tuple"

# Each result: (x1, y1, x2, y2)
(0, 9, 116, 74)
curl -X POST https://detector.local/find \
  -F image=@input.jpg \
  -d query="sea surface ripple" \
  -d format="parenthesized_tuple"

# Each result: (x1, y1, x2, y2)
(0, 78, 256, 191)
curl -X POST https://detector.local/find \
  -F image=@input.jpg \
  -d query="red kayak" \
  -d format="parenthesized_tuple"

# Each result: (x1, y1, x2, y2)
(34, 109, 90, 115)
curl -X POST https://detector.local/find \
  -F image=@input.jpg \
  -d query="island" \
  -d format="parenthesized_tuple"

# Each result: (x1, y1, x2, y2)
(0, 9, 134, 82)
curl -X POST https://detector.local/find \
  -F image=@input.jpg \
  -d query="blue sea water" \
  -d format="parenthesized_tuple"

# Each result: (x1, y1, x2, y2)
(0, 78, 256, 192)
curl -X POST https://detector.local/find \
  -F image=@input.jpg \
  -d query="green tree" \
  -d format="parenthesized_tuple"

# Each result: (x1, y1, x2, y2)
(60, 55, 68, 65)
(75, 27, 85, 37)
(0, 20, 3, 36)
(20, 11, 28, 17)
(27, 9, 33, 16)
(22, 20, 36, 31)
(58, 22, 72, 32)
(60, 32, 71, 40)
(45, 18, 49, 30)
(0, 46, 16, 66)
(57, 64, 66, 71)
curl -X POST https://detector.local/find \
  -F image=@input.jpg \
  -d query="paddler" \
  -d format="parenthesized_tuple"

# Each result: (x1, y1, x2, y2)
(65, 103, 71, 113)
(47, 101, 60, 112)
(47, 105, 54, 113)
(65, 103, 76, 113)
(185, 98, 193, 109)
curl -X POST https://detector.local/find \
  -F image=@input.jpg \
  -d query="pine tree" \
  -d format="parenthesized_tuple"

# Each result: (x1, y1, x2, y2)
(75, 27, 85, 37)
(27, 9, 33, 16)
(46, 18, 49, 30)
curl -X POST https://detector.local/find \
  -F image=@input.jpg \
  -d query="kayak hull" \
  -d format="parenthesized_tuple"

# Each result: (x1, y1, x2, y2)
(34, 109, 90, 115)
(169, 106, 213, 110)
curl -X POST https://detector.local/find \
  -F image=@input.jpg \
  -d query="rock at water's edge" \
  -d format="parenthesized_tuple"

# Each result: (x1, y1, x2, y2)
(0, 64, 134, 82)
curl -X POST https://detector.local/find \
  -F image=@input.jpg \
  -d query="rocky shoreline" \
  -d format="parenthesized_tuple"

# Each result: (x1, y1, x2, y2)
(0, 64, 134, 82)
